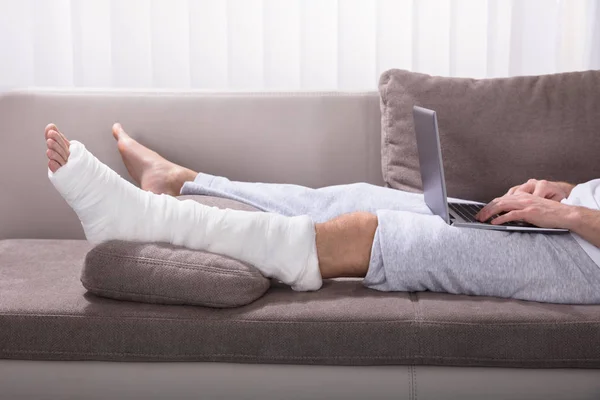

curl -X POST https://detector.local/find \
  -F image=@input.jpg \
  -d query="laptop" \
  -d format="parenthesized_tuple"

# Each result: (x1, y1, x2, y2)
(413, 106, 568, 233)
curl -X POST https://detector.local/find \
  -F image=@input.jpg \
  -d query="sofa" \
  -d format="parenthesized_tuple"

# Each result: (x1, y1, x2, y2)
(1, 89, 600, 400)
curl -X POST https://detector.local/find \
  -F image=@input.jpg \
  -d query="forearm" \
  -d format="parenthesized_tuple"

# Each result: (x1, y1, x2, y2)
(565, 206, 600, 248)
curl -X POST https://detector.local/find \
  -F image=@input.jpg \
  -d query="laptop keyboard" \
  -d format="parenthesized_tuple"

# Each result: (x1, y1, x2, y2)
(448, 203, 536, 227)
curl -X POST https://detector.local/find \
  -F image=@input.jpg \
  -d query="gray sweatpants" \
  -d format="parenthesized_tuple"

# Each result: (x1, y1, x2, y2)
(181, 174, 600, 304)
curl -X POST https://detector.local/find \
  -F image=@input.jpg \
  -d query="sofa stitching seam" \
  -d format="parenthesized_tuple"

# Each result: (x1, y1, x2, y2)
(89, 248, 251, 273)
(413, 364, 418, 400)
(2, 349, 600, 362)
(88, 250, 264, 279)
(79, 283, 245, 308)
(408, 365, 414, 400)
(1, 313, 598, 325)
(409, 292, 421, 359)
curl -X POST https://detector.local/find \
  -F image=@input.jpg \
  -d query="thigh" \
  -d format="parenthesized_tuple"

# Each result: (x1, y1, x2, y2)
(365, 210, 600, 304)
(183, 176, 432, 222)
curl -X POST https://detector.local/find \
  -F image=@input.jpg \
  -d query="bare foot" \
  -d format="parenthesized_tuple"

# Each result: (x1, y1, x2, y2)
(45, 123, 71, 173)
(112, 123, 198, 196)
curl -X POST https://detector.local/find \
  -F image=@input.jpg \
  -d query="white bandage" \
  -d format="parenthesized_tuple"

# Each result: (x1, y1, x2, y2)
(49, 141, 322, 291)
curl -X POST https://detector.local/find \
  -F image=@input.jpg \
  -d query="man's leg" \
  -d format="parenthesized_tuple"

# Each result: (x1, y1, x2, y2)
(46, 124, 378, 291)
(181, 175, 432, 222)
(109, 124, 431, 221)
(363, 209, 600, 304)
(269, 203, 600, 305)
(315, 212, 378, 279)
(111, 123, 198, 196)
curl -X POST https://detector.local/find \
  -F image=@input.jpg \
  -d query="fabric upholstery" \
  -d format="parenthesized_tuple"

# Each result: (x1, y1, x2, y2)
(2, 238, 600, 367)
(81, 195, 269, 308)
(82, 241, 270, 308)
(379, 69, 600, 202)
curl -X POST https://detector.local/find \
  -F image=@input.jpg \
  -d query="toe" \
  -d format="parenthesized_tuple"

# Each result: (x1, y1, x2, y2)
(112, 123, 130, 141)
(48, 159, 61, 173)
(47, 138, 69, 163)
(112, 123, 120, 140)
(47, 148, 66, 166)
(57, 129, 70, 148)
(45, 123, 70, 149)
(48, 130, 70, 158)
(45, 123, 58, 140)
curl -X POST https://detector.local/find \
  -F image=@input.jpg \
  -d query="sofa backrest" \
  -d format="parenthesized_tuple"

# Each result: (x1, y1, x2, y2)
(0, 90, 383, 239)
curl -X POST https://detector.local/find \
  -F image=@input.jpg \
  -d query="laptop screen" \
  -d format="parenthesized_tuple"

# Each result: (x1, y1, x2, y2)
(412, 106, 450, 223)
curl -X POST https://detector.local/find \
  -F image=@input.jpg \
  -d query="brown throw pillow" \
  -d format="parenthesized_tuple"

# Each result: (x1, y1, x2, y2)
(379, 69, 600, 202)
(81, 195, 270, 308)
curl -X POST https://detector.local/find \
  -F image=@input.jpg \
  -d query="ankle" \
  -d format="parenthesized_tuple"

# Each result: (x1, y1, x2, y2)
(171, 167, 198, 195)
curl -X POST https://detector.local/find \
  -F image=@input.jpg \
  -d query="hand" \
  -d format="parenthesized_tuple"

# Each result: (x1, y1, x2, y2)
(505, 179, 574, 202)
(475, 192, 575, 229)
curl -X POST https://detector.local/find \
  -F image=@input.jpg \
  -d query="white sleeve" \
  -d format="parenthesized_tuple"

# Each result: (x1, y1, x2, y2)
(561, 179, 600, 211)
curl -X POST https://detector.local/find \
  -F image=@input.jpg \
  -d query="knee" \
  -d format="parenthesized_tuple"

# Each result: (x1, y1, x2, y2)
(351, 212, 379, 238)
(324, 211, 378, 238)
(332, 212, 378, 250)
(315, 212, 378, 279)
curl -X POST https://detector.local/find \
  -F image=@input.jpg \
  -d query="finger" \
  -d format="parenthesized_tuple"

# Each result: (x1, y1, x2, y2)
(478, 197, 522, 222)
(514, 181, 536, 195)
(532, 180, 550, 198)
(506, 185, 520, 196)
(476, 200, 501, 222)
(491, 210, 526, 225)
(46, 138, 68, 163)
(475, 202, 493, 221)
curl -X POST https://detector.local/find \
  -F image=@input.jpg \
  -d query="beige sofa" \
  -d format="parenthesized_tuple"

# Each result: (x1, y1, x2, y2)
(1, 90, 600, 399)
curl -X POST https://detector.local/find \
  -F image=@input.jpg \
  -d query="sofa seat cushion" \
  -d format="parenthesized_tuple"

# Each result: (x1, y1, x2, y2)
(2, 239, 600, 367)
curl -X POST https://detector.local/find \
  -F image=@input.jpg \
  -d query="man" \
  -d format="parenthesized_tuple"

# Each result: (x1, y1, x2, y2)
(44, 122, 600, 304)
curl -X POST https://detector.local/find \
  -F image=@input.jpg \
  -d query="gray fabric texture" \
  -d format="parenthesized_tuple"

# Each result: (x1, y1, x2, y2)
(181, 175, 600, 304)
(82, 195, 268, 308)
(378, 69, 600, 202)
(82, 241, 270, 308)
(2, 238, 600, 367)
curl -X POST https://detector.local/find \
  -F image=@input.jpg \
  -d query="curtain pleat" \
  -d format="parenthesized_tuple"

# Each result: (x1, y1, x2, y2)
(376, 0, 414, 77)
(189, 0, 228, 89)
(150, 0, 191, 88)
(71, 0, 112, 87)
(0, 0, 598, 91)
(486, 0, 512, 78)
(110, 0, 152, 88)
(338, 0, 377, 89)
(414, 0, 451, 76)
(33, 0, 74, 87)
(593, 0, 600, 67)
(300, 0, 338, 89)
(450, 0, 488, 78)
(0, 0, 35, 89)
(228, 0, 263, 89)
(264, 0, 301, 89)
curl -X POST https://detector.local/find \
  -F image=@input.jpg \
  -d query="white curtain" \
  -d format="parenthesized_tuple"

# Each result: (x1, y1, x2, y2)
(0, 0, 598, 91)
